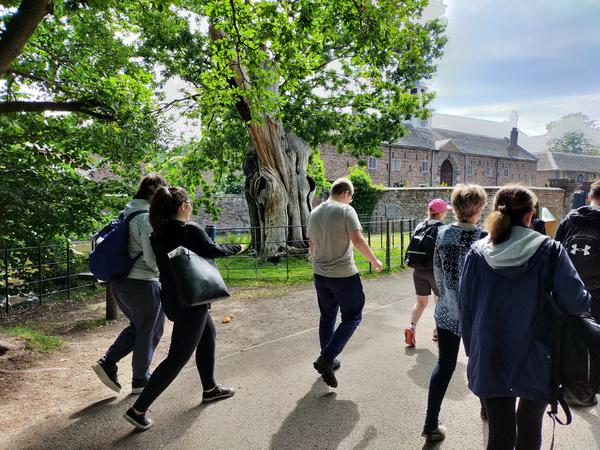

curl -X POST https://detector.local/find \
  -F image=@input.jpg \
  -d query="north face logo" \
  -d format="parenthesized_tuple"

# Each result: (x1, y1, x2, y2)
(571, 244, 591, 256)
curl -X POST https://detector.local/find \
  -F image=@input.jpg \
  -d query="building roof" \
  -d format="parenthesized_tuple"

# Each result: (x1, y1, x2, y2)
(392, 125, 537, 161)
(536, 151, 600, 173)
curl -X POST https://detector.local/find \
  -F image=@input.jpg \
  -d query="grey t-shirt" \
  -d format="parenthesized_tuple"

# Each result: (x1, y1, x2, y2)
(307, 200, 363, 278)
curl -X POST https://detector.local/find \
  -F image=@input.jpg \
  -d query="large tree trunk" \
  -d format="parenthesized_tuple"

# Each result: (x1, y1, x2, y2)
(243, 115, 315, 258)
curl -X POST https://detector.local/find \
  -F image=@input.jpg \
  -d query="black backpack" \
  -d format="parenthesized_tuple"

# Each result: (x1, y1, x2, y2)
(562, 225, 600, 291)
(543, 242, 600, 428)
(405, 221, 442, 270)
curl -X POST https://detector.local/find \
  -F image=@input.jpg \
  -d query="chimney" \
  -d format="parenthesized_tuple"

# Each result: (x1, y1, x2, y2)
(508, 127, 519, 158)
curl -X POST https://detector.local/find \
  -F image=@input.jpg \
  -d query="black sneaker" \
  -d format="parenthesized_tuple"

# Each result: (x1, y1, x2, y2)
(332, 358, 341, 371)
(131, 378, 148, 395)
(421, 424, 446, 442)
(123, 408, 153, 431)
(202, 386, 235, 403)
(313, 355, 338, 388)
(92, 356, 121, 393)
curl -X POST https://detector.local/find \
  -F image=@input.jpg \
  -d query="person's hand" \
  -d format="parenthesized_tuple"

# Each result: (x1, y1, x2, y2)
(239, 244, 247, 253)
(373, 259, 383, 272)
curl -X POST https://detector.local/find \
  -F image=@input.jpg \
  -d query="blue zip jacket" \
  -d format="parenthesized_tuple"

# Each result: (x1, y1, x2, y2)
(460, 234, 590, 403)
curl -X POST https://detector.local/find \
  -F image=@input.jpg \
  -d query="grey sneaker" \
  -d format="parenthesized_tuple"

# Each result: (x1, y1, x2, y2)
(422, 424, 446, 442)
(92, 356, 121, 393)
(131, 378, 148, 395)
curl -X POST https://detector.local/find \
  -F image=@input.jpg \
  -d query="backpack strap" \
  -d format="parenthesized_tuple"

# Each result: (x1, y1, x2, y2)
(124, 210, 149, 262)
(546, 240, 573, 433)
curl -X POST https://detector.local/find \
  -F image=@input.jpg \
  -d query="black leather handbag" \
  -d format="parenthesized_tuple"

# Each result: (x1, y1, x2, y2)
(167, 246, 230, 307)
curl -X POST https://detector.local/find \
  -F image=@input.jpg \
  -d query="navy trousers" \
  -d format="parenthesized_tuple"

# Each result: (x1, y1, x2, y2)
(314, 273, 366, 362)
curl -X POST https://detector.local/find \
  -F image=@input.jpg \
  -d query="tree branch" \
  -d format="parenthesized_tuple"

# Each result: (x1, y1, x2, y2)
(0, 101, 115, 120)
(0, 0, 55, 75)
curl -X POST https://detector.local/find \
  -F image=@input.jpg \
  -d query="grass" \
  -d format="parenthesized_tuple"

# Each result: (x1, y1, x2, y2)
(214, 231, 411, 285)
(0, 326, 63, 353)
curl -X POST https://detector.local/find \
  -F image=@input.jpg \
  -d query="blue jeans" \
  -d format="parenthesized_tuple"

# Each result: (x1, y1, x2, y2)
(106, 279, 165, 382)
(314, 273, 366, 362)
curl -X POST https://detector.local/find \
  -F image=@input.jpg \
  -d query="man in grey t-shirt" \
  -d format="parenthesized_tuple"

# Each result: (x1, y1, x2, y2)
(308, 178, 382, 388)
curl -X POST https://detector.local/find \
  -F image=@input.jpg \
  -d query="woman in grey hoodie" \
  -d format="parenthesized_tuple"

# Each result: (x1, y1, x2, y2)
(460, 185, 590, 450)
(92, 173, 169, 395)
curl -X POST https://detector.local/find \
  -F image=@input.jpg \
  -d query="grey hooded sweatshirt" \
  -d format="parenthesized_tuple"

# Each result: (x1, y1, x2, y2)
(123, 199, 159, 281)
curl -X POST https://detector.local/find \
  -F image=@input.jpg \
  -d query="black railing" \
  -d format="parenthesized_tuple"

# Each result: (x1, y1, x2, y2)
(1, 218, 417, 314)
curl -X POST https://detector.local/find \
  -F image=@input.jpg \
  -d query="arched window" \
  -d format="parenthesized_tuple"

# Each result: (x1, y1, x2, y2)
(577, 173, 585, 184)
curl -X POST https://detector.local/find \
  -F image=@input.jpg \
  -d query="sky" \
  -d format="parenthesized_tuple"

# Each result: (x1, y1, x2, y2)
(428, 0, 600, 135)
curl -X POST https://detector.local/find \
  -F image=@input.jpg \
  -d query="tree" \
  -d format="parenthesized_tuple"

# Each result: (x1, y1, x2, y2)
(548, 130, 600, 155)
(0, 1, 164, 247)
(134, 0, 446, 256)
(1, 1, 446, 257)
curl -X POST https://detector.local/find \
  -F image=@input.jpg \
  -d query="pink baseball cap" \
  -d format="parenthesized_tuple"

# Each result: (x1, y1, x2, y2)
(428, 198, 451, 214)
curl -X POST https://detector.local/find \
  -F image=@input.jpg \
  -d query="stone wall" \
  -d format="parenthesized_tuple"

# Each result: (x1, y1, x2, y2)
(193, 187, 567, 232)
(373, 186, 566, 224)
(195, 194, 250, 229)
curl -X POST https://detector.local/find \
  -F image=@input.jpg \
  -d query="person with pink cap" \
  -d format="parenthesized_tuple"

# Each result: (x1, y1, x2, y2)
(404, 198, 451, 347)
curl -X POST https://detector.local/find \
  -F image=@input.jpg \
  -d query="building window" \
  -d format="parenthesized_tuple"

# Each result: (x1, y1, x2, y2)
(503, 168, 510, 178)
(368, 156, 377, 170)
(421, 160, 429, 173)
(486, 167, 493, 177)
(467, 165, 473, 176)
(393, 182, 404, 187)
(392, 159, 401, 171)
(577, 173, 585, 183)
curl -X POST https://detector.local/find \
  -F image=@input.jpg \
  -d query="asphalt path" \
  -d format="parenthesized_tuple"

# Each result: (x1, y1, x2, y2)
(3, 273, 600, 449)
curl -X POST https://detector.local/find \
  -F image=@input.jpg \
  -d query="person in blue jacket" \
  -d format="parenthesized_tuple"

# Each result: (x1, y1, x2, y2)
(460, 185, 591, 450)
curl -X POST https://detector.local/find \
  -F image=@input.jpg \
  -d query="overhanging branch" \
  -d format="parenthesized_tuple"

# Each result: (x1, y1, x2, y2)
(0, 101, 115, 120)
(0, 0, 55, 75)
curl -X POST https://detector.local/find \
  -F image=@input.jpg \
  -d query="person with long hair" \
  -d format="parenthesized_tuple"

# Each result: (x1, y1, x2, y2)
(460, 185, 590, 450)
(422, 184, 488, 442)
(123, 186, 244, 430)
(92, 173, 168, 395)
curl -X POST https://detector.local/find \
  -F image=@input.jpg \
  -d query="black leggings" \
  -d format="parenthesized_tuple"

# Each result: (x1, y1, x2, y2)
(134, 304, 217, 411)
(484, 397, 547, 450)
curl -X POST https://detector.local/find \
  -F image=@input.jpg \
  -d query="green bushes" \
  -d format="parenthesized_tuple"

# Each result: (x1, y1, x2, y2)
(347, 166, 385, 219)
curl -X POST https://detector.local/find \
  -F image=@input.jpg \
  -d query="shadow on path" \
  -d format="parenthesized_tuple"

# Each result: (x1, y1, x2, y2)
(270, 380, 360, 450)
(405, 347, 469, 401)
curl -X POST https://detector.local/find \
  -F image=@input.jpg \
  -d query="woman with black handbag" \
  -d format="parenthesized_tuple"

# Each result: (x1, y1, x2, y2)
(124, 186, 243, 430)
(459, 185, 590, 450)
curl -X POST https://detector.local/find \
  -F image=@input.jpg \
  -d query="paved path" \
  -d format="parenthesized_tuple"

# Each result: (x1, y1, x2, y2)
(3, 273, 600, 449)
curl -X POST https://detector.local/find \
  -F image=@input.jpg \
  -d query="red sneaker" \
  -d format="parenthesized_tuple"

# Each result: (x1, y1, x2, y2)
(404, 327, 416, 347)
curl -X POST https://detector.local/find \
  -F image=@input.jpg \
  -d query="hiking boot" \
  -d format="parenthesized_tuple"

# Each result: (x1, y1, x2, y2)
(332, 358, 341, 371)
(202, 386, 235, 403)
(131, 378, 149, 395)
(422, 424, 446, 442)
(123, 408, 153, 431)
(404, 327, 416, 347)
(92, 356, 121, 393)
(313, 355, 338, 388)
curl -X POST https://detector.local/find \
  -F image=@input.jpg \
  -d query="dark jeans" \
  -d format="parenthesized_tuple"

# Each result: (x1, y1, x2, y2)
(484, 397, 547, 450)
(425, 327, 460, 428)
(106, 279, 164, 381)
(133, 304, 217, 412)
(314, 273, 366, 362)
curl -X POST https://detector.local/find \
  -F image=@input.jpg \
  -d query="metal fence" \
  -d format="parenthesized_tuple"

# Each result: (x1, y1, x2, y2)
(1, 240, 98, 314)
(1, 218, 416, 315)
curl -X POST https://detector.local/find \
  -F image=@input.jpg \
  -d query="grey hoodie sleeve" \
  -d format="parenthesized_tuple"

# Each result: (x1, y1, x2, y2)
(552, 245, 591, 315)
(138, 215, 158, 272)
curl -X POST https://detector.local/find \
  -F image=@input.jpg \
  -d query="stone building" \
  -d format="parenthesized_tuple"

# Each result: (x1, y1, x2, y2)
(536, 151, 600, 187)
(320, 124, 538, 187)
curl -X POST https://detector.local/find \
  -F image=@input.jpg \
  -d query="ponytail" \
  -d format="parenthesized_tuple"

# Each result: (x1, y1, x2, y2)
(486, 185, 537, 244)
(149, 186, 190, 235)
